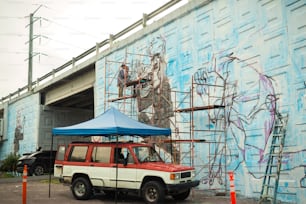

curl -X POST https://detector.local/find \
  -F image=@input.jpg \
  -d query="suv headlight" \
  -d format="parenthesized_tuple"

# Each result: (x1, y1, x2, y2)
(170, 173, 180, 180)
(192, 171, 195, 178)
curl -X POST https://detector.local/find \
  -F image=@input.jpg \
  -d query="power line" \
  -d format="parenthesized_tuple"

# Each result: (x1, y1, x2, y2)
(41, 17, 103, 41)
(0, 16, 25, 19)
(35, 4, 108, 41)
(0, 51, 27, 54)
(0, 33, 27, 37)
(38, 35, 89, 50)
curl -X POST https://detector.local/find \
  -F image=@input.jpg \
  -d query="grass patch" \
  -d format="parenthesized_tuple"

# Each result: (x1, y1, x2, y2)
(0, 172, 16, 178)
(40, 178, 61, 184)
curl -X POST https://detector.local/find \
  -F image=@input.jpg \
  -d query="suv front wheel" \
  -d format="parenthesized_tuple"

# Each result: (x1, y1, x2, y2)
(71, 177, 92, 200)
(142, 181, 165, 204)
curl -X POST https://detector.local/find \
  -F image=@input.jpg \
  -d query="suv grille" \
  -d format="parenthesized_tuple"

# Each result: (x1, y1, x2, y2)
(181, 172, 191, 178)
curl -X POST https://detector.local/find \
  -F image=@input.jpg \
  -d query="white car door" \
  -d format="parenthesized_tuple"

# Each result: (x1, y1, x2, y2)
(109, 147, 138, 189)
(89, 146, 112, 187)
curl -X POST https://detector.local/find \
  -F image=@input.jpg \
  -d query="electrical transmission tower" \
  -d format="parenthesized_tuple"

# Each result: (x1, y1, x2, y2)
(25, 5, 47, 91)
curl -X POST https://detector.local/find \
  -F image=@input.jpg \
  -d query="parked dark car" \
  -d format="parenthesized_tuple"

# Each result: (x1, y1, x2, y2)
(16, 150, 57, 176)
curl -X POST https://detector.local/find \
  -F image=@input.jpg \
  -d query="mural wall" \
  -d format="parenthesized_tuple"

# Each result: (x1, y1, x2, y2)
(0, 94, 40, 159)
(96, 0, 306, 203)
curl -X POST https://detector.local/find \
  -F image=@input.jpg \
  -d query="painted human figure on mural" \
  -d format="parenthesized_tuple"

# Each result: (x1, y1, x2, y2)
(194, 53, 238, 185)
(135, 35, 173, 152)
(194, 53, 278, 185)
(14, 110, 25, 154)
(136, 36, 173, 128)
(230, 57, 277, 164)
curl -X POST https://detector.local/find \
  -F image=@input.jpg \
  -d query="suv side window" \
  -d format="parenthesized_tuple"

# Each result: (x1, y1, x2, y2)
(92, 146, 111, 163)
(69, 146, 88, 162)
(114, 147, 134, 164)
(114, 148, 125, 164)
(113, 147, 134, 164)
(122, 148, 134, 164)
(57, 146, 66, 161)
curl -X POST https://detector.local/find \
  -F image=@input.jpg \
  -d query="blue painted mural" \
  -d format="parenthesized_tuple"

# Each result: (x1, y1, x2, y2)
(96, 0, 306, 203)
(4, 94, 40, 157)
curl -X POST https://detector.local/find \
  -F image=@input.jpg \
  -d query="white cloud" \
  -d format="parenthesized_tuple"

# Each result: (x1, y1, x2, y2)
(0, 0, 171, 97)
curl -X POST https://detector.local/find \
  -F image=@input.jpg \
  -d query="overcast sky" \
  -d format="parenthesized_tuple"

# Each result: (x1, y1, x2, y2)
(0, 0, 185, 98)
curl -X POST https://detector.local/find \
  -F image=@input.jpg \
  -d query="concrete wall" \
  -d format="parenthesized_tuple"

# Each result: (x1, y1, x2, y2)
(0, 96, 93, 160)
(96, 0, 306, 203)
(38, 106, 93, 151)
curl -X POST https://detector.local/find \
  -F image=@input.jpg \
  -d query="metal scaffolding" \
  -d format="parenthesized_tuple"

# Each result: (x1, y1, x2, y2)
(172, 70, 237, 193)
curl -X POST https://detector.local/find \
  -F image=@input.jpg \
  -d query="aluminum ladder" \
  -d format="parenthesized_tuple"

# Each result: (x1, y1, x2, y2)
(259, 113, 288, 204)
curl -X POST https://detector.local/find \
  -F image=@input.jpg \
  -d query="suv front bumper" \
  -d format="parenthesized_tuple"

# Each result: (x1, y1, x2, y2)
(166, 180, 200, 194)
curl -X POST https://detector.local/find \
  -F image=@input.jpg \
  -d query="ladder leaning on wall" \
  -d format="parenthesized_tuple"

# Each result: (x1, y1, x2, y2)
(259, 112, 288, 204)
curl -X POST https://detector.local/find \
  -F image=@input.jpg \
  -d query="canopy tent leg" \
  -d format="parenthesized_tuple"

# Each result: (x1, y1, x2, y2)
(48, 134, 54, 198)
(115, 134, 119, 203)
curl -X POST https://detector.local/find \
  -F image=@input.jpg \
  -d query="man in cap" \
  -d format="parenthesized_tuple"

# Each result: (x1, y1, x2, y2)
(117, 64, 129, 97)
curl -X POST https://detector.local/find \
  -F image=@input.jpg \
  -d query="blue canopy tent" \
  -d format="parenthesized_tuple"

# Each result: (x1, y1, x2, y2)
(49, 107, 171, 199)
(52, 107, 171, 136)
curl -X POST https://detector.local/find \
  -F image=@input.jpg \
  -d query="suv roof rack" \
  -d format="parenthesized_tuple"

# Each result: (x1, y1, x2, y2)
(70, 140, 138, 144)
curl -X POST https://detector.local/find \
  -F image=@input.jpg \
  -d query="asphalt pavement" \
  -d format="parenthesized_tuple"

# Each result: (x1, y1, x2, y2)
(0, 175, 259, 204)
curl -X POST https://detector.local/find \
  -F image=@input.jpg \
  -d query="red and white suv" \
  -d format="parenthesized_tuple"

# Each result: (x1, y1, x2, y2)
(54, 141, 199, 203)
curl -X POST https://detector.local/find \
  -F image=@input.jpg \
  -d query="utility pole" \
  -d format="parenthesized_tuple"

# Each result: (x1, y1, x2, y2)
(26, 5, 43, 91)
(28, 13, 33, 91)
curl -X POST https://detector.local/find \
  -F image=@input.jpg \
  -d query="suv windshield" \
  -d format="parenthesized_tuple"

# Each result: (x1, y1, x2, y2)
(133, 146, 163, 163)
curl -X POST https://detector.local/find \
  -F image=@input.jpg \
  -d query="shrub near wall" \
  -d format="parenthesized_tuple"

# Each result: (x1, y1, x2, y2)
(0, 153, 19, 173)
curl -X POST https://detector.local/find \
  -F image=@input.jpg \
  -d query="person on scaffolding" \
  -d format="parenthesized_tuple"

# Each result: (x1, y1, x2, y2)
(117, 64, 130, 97)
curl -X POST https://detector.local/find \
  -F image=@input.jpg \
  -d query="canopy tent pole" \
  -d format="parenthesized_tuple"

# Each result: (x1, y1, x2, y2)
(48, 134, 54, 198)
(115, 135, 119, 203)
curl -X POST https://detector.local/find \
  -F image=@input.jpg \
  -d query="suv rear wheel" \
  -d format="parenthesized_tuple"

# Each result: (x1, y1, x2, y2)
(71, 177, 92, 200)
(142, 181, 165, 204)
